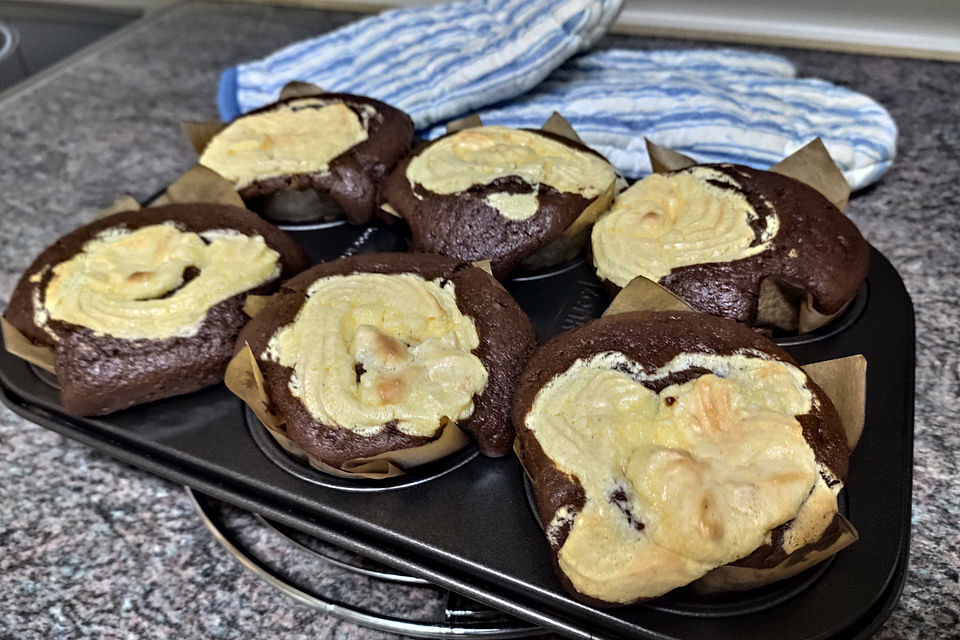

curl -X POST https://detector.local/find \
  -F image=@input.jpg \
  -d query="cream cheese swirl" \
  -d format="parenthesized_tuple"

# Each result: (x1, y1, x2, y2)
(406, 126, 616, 221)
(264, 273, 488, 438)
(527, 351, 821, 602)
(41, 223, 281, 341)
(592, 167, 779, 287)
(199, 98, 372, 189)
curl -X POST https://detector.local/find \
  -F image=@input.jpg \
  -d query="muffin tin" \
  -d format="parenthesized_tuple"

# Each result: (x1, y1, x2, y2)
(0, 216, 914, 639)
(187, 487, 544, 637)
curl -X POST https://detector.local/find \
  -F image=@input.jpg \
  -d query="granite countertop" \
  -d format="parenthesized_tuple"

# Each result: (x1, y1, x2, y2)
(1, 3, 957, 638)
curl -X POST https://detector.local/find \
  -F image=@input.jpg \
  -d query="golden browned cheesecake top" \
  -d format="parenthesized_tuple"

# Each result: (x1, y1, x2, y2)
(42, 223, 279, 341)
(262, 272, 488, 438)
(236, 252, 537, 464)
(513, 311, 850, 605)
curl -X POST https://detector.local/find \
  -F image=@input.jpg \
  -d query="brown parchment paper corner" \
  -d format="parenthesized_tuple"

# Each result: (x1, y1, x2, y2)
(802, 354, 867, 450)
(445, 113, 484, 134)
(540, 111, 584, 144)
(241, 294, 274, 319)
(181, 120, 226, 156)
(150, 164, 246, 209)
(602, 274, 693, 317)
(771, 138, 850, 212)
(278, 80, 326, 101)
(93, 195, 142, 219)
(471, 260, 493, 275)
(645, 138, 697, 173)
(1, 317, 55, 373)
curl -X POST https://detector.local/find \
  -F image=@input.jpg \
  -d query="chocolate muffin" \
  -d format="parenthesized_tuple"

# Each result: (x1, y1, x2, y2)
(513, 311, 850, 605)
(234, 252, 536, 467)
(199, 93, 413, 224)
(590, 164, 868, 330)
(381, 126, 618, 279)
(4, 204, 308, 416)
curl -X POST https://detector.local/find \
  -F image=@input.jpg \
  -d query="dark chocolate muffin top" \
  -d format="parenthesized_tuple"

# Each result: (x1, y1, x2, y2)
(513, 310, 849, 605)
(381, 126, 618, 279)
(199, 93, 414, 224)
(3, 203, 308, 415)
(591, 164, 868, 326)
(235, 252, 536, 467)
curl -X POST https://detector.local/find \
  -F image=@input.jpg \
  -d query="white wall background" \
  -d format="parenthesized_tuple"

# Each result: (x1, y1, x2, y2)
(34, 0, 960, 60)
(295, 0, 960, 59)
(616, 0, 960, 60)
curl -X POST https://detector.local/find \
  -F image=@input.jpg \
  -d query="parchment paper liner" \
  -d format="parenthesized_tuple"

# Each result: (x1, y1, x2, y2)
(224, 342, 470, 480)
(3, 167, 251, 372)
(644, 137, 855, 333)
(516, 290, 867, 595)
(601, 274, 695, 316)
(442, 112, 619, 271)
(2, 317, 55, 373)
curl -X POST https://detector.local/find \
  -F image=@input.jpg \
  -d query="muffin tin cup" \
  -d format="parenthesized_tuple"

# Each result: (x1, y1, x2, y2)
(0, 210, 913, 640)
(775, 282, 869, 347)
(244, 406, 480, 493)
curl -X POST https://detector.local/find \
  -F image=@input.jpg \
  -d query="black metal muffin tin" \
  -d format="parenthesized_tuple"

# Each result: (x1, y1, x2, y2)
(0, 217, 914, 639)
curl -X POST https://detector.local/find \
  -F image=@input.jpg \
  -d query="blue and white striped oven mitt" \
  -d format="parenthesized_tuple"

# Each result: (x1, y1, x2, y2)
(218, 1, 896, 190)
(421, 49, 897, 189)
(218, 0, 622, 128)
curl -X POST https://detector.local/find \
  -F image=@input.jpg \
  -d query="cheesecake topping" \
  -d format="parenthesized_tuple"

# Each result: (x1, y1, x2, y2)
(525, 350, 820, 601)
(407, 126, 616, 220)
(42, 223, 280, 340)
(592, 167, 779, 287)
(265, 273, 488, 437)
(200, 98, 372, 188)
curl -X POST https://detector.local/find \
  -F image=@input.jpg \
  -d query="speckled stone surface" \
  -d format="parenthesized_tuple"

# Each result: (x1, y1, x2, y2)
(0, 3, 957, 638)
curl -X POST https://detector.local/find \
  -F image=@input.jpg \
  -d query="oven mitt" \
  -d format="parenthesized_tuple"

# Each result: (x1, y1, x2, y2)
(217, 0, 623, 129)
(422, 49, 898, 190)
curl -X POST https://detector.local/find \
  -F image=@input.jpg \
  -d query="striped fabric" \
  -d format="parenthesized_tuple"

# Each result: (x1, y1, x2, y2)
(218, 0, 622, 128)
(219, 3, 897, 191)
(423, 49, 898, 189)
